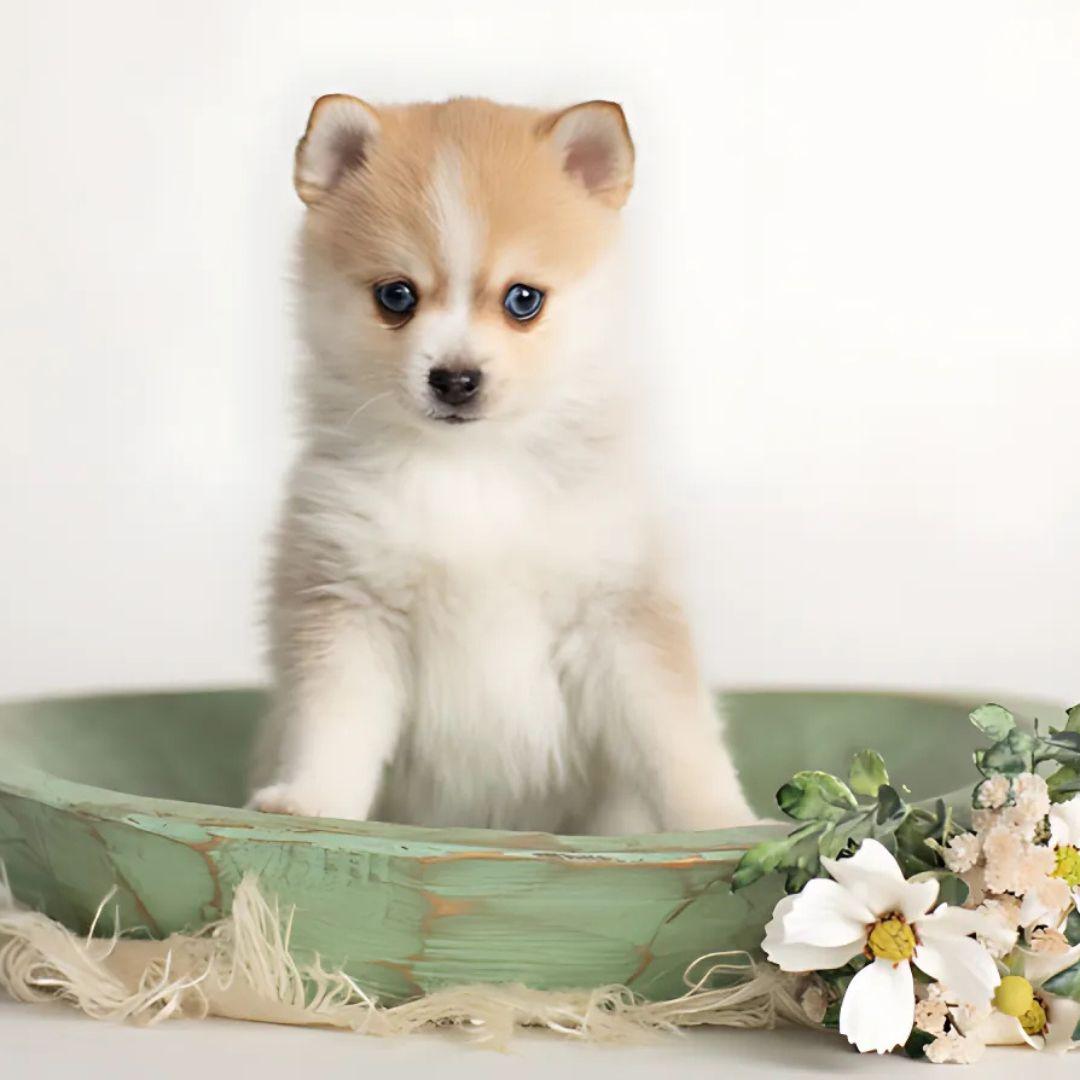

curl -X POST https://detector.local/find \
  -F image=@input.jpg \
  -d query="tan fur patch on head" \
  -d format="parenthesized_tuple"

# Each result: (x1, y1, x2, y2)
(302, 97, 628, 312)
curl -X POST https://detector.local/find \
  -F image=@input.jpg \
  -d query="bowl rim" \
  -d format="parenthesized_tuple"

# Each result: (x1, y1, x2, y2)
(4, 684, 1049, 863)
(0, 758, 772, 865)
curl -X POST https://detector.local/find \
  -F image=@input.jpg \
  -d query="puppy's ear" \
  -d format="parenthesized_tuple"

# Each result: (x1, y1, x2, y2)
(541, 101, 634, 209)
(294, 94, 380, 205)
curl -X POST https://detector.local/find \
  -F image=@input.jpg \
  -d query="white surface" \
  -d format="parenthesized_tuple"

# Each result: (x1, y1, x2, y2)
(0, 996, 1074, 1078)
(2, 0, 1080, 703)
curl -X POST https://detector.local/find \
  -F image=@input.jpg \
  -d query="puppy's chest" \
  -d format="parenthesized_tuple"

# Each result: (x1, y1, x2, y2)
(349, 460, 637, 784)
(354, 455, 635, 603)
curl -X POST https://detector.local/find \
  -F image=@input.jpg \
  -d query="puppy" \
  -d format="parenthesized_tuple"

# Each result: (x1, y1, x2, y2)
(250, 95, 754, 834)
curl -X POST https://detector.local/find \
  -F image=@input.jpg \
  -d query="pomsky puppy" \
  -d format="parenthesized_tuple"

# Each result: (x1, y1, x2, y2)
(250, 95, 754, 834)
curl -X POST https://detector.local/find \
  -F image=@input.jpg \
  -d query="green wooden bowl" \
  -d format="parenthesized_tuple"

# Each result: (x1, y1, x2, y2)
(0, 688, 1005, 1003)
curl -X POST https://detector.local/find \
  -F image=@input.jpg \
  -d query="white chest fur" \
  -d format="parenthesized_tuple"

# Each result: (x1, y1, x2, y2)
(309, 441, 644, 828)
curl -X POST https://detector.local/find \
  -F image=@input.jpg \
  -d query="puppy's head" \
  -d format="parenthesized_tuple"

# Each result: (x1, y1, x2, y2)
(294, 96, 633, 434)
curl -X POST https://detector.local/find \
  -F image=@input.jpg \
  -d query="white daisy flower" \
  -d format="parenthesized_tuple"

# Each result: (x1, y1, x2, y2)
(762, 839, 1001, 1054)
(1019, 794, 1080, 929)
(969, 944, 1080, 1053)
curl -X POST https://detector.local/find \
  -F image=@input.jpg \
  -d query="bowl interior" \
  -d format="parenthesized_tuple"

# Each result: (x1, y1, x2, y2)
(0, 687, 1045, 824)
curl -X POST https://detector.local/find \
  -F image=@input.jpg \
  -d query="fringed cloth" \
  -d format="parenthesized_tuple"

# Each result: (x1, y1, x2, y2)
(0, 869, 816, 1047)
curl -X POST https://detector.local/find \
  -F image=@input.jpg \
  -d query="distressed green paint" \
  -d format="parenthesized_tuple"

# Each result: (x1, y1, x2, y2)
(0, 688, 1042, 1003)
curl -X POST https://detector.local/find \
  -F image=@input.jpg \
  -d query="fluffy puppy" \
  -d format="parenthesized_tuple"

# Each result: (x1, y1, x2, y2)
(250, 95, 754, 834)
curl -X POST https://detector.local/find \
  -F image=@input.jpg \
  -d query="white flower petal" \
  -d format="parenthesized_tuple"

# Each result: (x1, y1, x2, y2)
(919, 903, 995, 940)
(763, 936, 866, 973)
(1019, 886, 1059, 932)
(1045, 997, 1080, 1054)
(1025, 942, 1080, 988)
(915, 928, 1000, 1008)
(762, 894, 865, 971)
(838, 957, 915, 1054)
(822, 839, 938, 919)
(779, 878, 874, 946)
(1049, 795, 1080, 849)
(894, 878, 941, 922)
(822, 838, 903, 886)
(971, 1010, 1029, 1046)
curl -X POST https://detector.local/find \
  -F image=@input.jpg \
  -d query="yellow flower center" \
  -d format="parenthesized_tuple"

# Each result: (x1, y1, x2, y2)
(994, 975, 1034, 1018)
(867, 917, 916, 962)
(1053, 844, 1080, 888)
(1019, 998, 1048, 1037)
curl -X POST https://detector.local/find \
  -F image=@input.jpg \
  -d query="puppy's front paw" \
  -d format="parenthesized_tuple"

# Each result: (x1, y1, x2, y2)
(247, 782, 364, 821)
(248, 782, 318, 817)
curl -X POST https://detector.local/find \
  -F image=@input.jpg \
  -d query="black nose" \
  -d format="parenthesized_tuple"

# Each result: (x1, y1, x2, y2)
(428, 366, 482, 406)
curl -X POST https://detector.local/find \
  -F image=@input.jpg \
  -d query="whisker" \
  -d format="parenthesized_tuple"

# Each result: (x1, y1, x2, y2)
(343, 391, 392, 429)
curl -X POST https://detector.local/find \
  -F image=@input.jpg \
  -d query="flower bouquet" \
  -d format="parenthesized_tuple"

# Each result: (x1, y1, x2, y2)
(733, 703, 1080, 1062)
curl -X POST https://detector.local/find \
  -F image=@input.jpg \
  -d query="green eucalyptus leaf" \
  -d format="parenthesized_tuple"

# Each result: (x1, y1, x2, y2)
(785, 866, 814, 893)
(819, 810, 876, 860)
(1038, 731, 1080, 769)
(909, 869, 969, 908)
(1065, 909, 1080, 947)
(849, 749, 889, 797)
(893, 802, 950, 877)
(873, 831, 900, 858)
(970, 703, 1016, 740)
(903, 1028, 935, 1059)
(1043, 960, 1080, 1002)
(821, 1001, 841, 1030)
(730, 821, 826, 890)
(978, 728, 1037, 776)
(1066, 704, 1080, 733)
(875, 784, 906, 823)
(1045, 731, 1080, 749)
(1047, 769, 1080, 801)
(777, 771, 859, 822)
(896, 850, 939, 877)
(731, 836, 795, 890)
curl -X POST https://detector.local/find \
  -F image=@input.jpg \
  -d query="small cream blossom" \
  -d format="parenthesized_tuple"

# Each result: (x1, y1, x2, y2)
(980, 894, 1022, 925)
(1020, 876, 1074, 931)
(1019, 795, 1080, 928)
(976, 776, 1011, 810)
(982, 825, 1055, 895)
(925, 1030, 985, 1064)
(959, 865, 987, 907)
(952, 999, 993, 1032)
(914, 995, 950, 1036)
(1003, 774, 1052, 837)
(943, 832, 981, 874)
(1030, 927, 1071, 955)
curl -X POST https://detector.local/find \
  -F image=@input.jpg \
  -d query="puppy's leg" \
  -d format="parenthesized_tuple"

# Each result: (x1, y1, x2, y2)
(250, 598, 405, 821)
(581, 787, 659, 835)
(573, 589, 757, 832)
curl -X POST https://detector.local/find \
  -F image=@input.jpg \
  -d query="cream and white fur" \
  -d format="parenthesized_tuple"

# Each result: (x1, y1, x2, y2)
(250, 95, 753, 834)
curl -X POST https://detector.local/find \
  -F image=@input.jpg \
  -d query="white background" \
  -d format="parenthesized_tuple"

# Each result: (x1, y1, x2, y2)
(2, 5, 1078, 1070)
(2, 0, 1078, 703)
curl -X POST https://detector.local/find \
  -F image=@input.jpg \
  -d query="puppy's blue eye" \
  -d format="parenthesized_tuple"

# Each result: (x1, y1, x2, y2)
(503, 283, 544, 321)
(375, 280, 418, 316)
